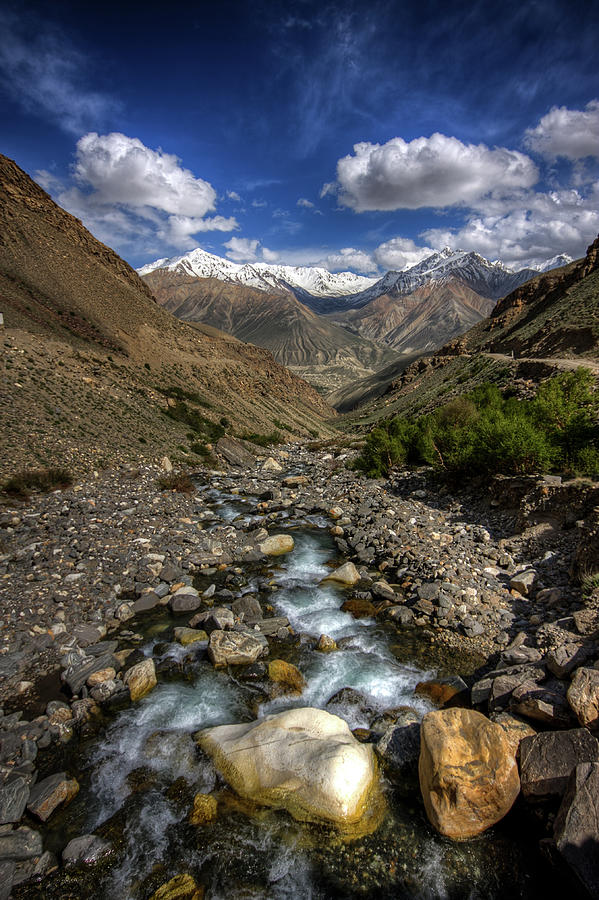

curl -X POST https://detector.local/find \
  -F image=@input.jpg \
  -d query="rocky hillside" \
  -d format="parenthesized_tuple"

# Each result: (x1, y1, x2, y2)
(0, 155, 334, 479)
(142, 269, 401, 393)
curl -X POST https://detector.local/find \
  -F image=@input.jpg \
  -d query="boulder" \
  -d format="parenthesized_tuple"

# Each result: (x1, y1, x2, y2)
(492, 713, 536, 757)
(189, 792, 218, 825)
(169, 588, 201, 613)
(267, 659, 306, 694)
(418, 708, 520, 840)
(519, 729, 599, 799)
(196, 707, 379, 827)
(231, 596, 262, 623)
(27, 772, 79, 822)
(376, 721, 421, 775)
(62, 834, 112, 866)
(208, 630, 267, 667)
(415, 676, 468, 708)
(216, 436, 255, 468)
(315, 634, 337, 652)
(509, 570, 537, 595)
(190, 607, 234, 633)
(567, 667, 599, 729)
(262, 457, 283, 473)
(258, 535, 294, 556)
(173, 628, 208, 647)
(149, 873, 204, 900)
(321, 562, 361, 587)
(123, 658, 157, 701)
(547, 643, 592, 678)
(554, 762, 599, 896)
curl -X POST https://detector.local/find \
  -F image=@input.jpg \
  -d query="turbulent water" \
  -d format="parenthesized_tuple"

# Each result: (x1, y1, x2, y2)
(39, 490, 559, 899)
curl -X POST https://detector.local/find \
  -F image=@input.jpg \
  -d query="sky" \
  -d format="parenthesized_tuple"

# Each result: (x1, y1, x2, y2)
(1, 0, 598, 274)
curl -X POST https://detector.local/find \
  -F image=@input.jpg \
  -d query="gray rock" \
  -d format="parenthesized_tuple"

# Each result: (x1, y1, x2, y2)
(132, 592, 162, 613)
(12, 850, 56, 886)
(169, 588, 202, 613)
(216, 436, 256, 468)
(511, 680, 573, 726)
(72, 624, 105, 647)
(190, 606, 235, 633)
(547, 643, 592, 679)
(62, 653, 118, 695)
(231, 596, 262, 623)
(62, 834, 112, 866)
(0, 862, 13, 900)
(554, 762, 599, 896)
(0, 826, 43, 861)
(0, 777, 29, 825)
(375, 722, 421, 775)
(520, 729, 599, 799)
(509, 569, 537, 595)
(208, 630, 267, 667)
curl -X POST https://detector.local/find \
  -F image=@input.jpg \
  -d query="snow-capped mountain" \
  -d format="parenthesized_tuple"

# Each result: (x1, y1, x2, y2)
(138, 247, 377, 298)
(534, 254, 573, 273)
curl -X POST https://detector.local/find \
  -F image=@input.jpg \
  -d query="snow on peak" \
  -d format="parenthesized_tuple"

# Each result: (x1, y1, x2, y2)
(137, 247, 377, 298)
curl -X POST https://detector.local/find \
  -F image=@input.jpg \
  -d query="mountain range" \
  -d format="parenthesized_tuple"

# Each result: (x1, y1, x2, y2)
(140, 246, 570, 395)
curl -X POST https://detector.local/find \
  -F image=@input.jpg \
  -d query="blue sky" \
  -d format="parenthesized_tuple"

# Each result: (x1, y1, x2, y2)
(1, 0, 598, 272)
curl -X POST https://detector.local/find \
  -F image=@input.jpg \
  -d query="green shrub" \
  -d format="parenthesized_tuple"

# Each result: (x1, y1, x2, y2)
(163, 400, 225, 441)
(240, 431, 282, 447)
(3, 467, 73, 497)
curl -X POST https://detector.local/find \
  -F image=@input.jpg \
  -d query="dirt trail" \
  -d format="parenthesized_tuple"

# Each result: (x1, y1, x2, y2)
(484, 352, 599, 374)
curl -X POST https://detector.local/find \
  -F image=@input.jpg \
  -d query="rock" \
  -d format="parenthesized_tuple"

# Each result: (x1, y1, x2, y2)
(123, 658, 157, 701)
(315, 634, 337, 652)
(328, 506, 343, 518)
(160, 456, 173, 473)
(190, 607, 234, 633)
(258, 535, 294, 556)
(87, 667, 116, 687)
(418, 708, 520, 840)
(492, 713, 536, 757)
(169, 588, 201, 613)
(509, 570, 537, 595)
(371, 580, 397, 602)
(189, 792, 218, 825)
(340, 597, 376, 618)
(519, 729, 599, 799)
(283, 475, 308, 487)
(216, 436, 255, 468)
(231, 596, 262, 623)
(62, 834, 112, 866)
(0, 826, 43, 861)
(376, 722, 421, 775)
(267, 659, 306, 693)
(62, 652, 118, 695)
(149, 873, 204, 900)
(0, 777, 30, 825)
(262, 457, 283, 473)
(27, 772, 79, 821)
(173, 628, 208, 646)
(415, 676, 468, 708)
(208, 630, 267, 667)
(12, 850, 57, 887)
(553, 762, 599, 896)
(567, 667, 599, 729)
(132, 592, 162, 613)
(547, 643, 591, 678)
(321, 562, 361, 586)
(196, 707, 379, 828)
(510, 680, 573, 726)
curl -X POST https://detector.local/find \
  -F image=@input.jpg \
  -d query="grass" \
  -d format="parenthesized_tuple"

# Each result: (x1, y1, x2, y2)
(2, 467, 73, 498)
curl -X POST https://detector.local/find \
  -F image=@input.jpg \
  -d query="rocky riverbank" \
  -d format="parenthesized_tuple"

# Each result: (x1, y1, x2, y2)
(1, 441, 599, 896)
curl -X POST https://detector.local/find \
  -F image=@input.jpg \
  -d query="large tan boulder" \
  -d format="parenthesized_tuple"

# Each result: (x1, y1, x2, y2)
(123, 659, 157, 702)
(320, 561, 361, 586)
(196, 707, 378, 828)
(259, 535, 295, 556)
(419, 708, 520, 840)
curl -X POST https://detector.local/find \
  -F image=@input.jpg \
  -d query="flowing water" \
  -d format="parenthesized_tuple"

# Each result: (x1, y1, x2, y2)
(32, 490, 569, 899)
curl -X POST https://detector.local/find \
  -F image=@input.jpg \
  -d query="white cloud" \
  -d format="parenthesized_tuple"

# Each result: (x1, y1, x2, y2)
(320, 247, 378, 274)
(328, 133, 538, 211)
(0, 10, 119, 135)
(252, 198, 267, 208)
(158, 214, 239, 246)
(297, 197, 315, 208)
(226, 190, 242, 202)
(423, 184, 599, 268)
(525, 101, 599, 160)
(373, 237, 434, 271)
(224, 237, 277, 263)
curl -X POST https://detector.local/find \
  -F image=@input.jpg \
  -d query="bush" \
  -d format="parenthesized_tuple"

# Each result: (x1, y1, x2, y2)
(240, 431, 282, 447)
(3, 467, 73, 497)
(156, 473, 195, 493)
(163, 400, 225, 441)
(355, 369, 599, 479)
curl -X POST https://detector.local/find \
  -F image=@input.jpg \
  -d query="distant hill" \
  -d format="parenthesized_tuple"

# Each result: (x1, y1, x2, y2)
(0, 154, 334, 478)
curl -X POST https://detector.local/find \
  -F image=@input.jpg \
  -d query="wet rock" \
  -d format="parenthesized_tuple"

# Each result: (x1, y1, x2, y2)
(0, 777, 30, 824)
(62, 833, 112, 866)
(519, 729, 599, 799)
(321, 562, 361, 586)
(190, 607, 234, 633)
(27, 772, 79, 821)
(567, 667, 599, 729)
(208, 630, 267, 667)
(62, 652, 118, 695)
(231, 596, 262, 623)
(189, 792, 218, 825)
(553, 762, 599, 896)
(0, 826, 42, 861)
(341, 597, 376, 618)
(258, 535, 294, 556)
(267, 659, 306, 693)
(415, 675, 468, 708)
(418, 708, 520, 840)
(196, 707, 379, 828)
(315, 634, 337, 652)
(376, 721, 421, 775)
(123, 658, 157, 701)
(12, 850, 57, 886)
(149, 872, 205, 899)
(173, 627, 208, 646)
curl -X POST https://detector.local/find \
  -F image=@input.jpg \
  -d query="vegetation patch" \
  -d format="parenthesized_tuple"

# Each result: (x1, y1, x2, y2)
(156, 473, 195, 493)
(240, 430, 282, 447)
(157, 385, 212, 408)
(2, 467, 73, 498)
(355, 369, 599, 480)
(163, 400, 225, 441)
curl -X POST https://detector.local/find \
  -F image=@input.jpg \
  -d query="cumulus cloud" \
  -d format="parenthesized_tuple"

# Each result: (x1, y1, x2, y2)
(525, 101, 599, 160)
(373, 237, 434, 271)
(423, 184, 599, 268)
(327, 133, 539, 211)
(297, 197, 315, 208)
(320, 247, 378, 273)
(226, 190, 242, 202)
(47, 133, 238, 256)
(0, 9, 119, 135)
(224, 237, 277, 263)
